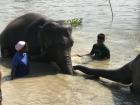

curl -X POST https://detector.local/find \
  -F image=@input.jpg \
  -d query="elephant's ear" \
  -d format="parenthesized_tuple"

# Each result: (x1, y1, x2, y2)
(63, 25, 73, 47)
(37, 20, 52, 32)
(38, 25, 45, 33)
(65, 25, 72, 37)
(38, 25, 43, 30)
(38, 22, 57, 53)
(45, 22, 60, 30)
(40, 22, 62, 41)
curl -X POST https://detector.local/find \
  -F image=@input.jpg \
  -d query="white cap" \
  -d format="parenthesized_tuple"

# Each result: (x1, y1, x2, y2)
(15, 41, 26, 51)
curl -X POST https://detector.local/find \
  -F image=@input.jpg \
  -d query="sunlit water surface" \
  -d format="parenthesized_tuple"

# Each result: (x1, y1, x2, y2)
(0, 0, 140, 105)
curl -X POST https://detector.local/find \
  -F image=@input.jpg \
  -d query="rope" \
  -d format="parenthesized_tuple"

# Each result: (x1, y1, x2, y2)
(108, 0, 114, 23)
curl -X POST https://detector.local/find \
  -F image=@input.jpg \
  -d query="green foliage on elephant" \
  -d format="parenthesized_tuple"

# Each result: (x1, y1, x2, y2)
(65, 18, 83, 27)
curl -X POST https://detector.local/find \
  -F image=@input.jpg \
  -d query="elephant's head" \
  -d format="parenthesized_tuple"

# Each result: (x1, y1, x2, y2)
(38, 21, 74, 74)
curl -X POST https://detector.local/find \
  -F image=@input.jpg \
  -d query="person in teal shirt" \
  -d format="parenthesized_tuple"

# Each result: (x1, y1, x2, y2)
(11, 41, 30, 80)
(89, 33, 110, 60)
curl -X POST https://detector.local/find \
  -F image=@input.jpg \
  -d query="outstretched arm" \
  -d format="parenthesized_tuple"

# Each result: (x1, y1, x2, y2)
(75, 45, 95, 57)
(75, 53, 90, 57)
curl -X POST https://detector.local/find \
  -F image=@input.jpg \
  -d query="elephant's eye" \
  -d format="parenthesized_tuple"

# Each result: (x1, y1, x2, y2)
(62, 36, 73, 47)
(63, 36, 68, 44)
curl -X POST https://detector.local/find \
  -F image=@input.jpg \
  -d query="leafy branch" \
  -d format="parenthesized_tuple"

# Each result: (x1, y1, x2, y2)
(65, 18, 83, 27)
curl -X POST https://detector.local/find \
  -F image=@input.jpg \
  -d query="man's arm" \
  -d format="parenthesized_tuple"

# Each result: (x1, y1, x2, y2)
(105, 47, 110, 59)
(106, 50, 110, 58)
(11, 65, 16, 80)
(89, 44, 95, 55)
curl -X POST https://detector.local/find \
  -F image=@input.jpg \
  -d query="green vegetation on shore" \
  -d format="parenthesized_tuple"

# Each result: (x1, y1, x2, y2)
(65, 18, 83, 27)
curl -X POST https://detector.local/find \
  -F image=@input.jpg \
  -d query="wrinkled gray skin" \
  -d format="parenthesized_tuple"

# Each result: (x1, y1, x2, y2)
(73, 54, 140, 93)
(0, 13, 74, 75)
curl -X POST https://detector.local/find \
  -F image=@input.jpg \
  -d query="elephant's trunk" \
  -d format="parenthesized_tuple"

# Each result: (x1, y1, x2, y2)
(74, 64, 132, 84)
(55, 48, 74, 75)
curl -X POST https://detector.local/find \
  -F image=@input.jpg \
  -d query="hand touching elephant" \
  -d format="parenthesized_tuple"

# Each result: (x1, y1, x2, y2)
(73, 54, 140, 93)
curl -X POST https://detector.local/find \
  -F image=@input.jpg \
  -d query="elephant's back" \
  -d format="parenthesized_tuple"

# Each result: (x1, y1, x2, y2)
(0, 13, 46, 47)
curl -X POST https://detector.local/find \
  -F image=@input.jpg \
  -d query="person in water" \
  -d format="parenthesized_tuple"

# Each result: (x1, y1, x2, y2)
(88, 33, 110, 60)
(77, 33, 110, 60)
(11, 41, 30, 80)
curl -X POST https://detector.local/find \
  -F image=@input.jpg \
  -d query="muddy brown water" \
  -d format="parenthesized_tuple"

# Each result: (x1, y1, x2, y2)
(0, 0, 140, 105)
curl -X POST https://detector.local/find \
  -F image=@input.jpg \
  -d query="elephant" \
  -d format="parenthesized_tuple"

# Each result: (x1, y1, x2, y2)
(73, 54, 140, 93)
(0, 13, 74, 75)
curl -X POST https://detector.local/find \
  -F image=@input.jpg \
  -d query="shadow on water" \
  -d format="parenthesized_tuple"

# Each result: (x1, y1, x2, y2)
(85, 76, 140, 105)
(0, 57, 61, 81)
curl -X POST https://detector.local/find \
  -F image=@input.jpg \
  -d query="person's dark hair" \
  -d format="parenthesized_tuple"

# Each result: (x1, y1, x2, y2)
(97, 33, 105, 40)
